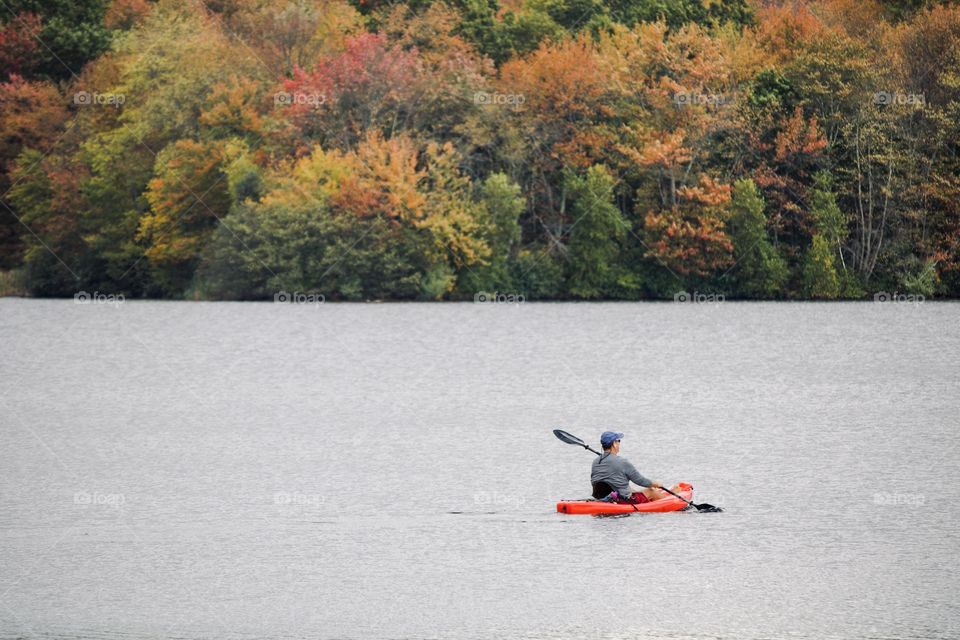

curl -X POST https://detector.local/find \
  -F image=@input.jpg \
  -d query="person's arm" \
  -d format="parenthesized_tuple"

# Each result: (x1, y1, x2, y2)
(622, 459, 659, 489)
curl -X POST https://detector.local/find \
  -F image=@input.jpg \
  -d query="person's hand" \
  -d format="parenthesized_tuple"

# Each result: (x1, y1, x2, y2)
(650, 480, 662, 489)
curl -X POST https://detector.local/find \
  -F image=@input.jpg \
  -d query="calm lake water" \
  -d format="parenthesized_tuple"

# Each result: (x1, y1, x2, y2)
(1, 298, 958, 640)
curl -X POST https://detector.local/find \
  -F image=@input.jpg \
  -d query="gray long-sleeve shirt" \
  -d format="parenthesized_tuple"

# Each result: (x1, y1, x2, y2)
(591, 453, 652, 497)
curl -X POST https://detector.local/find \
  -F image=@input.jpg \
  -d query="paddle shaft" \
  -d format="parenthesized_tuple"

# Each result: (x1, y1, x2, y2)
(659, 485, 693, 506)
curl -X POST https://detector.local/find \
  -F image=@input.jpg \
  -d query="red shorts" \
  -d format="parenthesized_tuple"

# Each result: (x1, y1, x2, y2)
(618, 492, 650, 505)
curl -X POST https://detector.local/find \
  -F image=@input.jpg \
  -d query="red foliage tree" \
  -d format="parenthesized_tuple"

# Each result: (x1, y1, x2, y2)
(0, 12, 41, 80)
(279, 33, 423, 150)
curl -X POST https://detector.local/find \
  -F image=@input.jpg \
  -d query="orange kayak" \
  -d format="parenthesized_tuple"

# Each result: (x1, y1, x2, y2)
(556, 482, 694, 515)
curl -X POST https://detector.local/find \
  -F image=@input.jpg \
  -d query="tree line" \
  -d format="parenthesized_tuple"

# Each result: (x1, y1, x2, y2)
(1, 0, 959, 300)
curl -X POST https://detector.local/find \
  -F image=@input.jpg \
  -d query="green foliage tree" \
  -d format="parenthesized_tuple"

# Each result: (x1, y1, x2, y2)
(809, 172, 847, 259)
(454, 0, 516, 65)
(3, 0, 112, 79)
(456, 172, 525, 295)
(727, 179, 788, 298)
(746, 68, 799, 112)
(802, 172, 852, 299)
(802, 234, 840, 299)
(876, 0, 951, 21)
(565, 165, 628, 298)
(511, 248, 565, 299)
(225, 147, 264, 206)
(198, 200, 429, 300)
(536, 0, 611, 34)
(607, 0, 753, 29)
(481, 173, 524, 257)
(496, 10, 562, 60)
(898, 258, 938, 297)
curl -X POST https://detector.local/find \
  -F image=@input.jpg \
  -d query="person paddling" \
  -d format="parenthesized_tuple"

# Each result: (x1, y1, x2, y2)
(591, 431, 669, 504)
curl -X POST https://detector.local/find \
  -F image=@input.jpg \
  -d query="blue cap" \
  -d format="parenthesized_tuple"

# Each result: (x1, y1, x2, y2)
(600, 431, 624, 447)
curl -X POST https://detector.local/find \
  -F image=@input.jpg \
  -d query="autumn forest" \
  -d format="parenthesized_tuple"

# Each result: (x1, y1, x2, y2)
(2, 0, 959, 300)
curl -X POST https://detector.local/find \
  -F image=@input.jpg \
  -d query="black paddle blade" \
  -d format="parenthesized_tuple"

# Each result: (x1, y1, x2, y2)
(553, 429, 587, 447)
(694, 503, 723, 513)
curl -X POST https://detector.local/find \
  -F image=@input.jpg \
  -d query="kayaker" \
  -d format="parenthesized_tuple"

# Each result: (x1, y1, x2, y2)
(591, 431, 665, 504)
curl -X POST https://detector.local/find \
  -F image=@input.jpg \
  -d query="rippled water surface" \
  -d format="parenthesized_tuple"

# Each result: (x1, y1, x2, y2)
(1, 299, 958, 639)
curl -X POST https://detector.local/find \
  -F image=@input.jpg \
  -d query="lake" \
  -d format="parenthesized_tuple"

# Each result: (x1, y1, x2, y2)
(1, 298, 958, 639)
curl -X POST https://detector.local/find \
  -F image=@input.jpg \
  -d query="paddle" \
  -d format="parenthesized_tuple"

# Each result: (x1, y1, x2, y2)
(552, 428, 723, 513)
(552, 429, 603, 456)
(657, 485, 723, 513)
